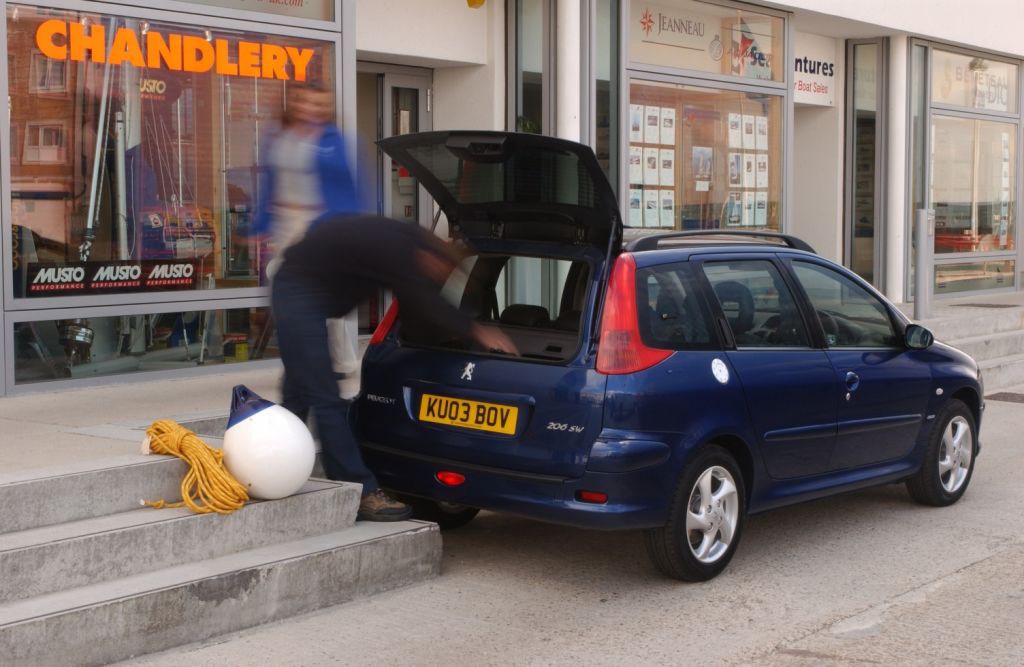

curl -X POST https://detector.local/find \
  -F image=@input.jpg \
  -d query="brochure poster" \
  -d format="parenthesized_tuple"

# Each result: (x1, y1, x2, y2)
(755, 191, 768, 227)
(756, 154, 768, 189)
(660, 189, 675, 228)
(643, 188, 660, 228)
(692, 146, 713, 184)
(644, 106, 661, 144)
(643, 147, 660, 186)
(660, 107, 676, 145)
(729, 152, 743, 186)
(726, 192, 743, 226)
(629, 145, 643, 184)
(743, 191, 756, 227)
(743, 153, 756, 188)
(755, 115, 768, 151)
(728, 113, 742, 148)
(628, 188, 643, 227)
(742, 114, 756, 149)
(629, 104, 644, 143)
(659, 148, 676, 186)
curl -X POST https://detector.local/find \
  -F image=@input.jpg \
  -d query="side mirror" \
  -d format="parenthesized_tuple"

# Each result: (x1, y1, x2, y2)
(905, 324, 934, 350)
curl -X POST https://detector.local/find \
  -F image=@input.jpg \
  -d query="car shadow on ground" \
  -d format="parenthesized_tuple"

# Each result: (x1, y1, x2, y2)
(437, 481, 966, 586)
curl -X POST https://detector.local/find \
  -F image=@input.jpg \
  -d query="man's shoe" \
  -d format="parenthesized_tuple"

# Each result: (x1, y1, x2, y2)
(357, 489, 413, 522)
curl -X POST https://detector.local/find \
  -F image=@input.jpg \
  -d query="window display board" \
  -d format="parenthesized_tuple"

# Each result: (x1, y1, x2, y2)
(628, 79, 782, 231)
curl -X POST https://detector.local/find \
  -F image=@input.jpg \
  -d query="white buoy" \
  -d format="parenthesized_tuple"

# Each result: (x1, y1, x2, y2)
(223, 385, 315, 500)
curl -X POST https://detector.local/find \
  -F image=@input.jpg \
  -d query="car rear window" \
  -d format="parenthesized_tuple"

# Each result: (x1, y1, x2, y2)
(636, 263, 714, 350)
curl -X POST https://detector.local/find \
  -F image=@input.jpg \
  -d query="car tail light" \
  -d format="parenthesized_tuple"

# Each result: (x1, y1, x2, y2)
(436, 471, 466, 487)
(596, 254, 672, 375)
(576, 490, 608, 504)
(368, 300, 399, 346)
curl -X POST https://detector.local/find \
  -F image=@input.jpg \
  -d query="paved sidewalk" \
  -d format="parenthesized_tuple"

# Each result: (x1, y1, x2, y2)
(0, 365, 286, 476)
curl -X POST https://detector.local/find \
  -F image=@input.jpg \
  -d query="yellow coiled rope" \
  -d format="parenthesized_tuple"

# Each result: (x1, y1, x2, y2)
(143, 419, 249, 515)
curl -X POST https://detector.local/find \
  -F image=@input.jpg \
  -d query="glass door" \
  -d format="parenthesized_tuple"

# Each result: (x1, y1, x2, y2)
(354, 66, 432, 333)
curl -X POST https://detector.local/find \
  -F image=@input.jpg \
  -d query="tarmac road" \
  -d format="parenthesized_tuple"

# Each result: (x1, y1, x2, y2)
(125, 396, 1024, 666)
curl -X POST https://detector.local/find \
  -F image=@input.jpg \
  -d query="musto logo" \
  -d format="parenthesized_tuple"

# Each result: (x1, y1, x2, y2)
(92, 264, 143, 289)
(30, 266, 86, 292)
(147, 262, 194, 286)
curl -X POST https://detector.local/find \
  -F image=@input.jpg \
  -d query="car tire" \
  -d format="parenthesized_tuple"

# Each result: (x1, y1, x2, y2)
(411, 499, 480, 530)
(906, 398, 977, 507)
(644, 445, 746, 582)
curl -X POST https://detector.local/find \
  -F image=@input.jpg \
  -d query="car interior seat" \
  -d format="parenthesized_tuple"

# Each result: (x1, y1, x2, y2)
(713, 280, 756, 344)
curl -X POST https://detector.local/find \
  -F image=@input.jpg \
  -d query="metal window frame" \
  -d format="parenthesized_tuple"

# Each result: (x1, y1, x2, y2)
(0, 0, 350, 395)
(506, 0, 557, 134)
(617, 0, 791, 231)
(905, 38, 1023, 301)
(844, 37, 888, 289)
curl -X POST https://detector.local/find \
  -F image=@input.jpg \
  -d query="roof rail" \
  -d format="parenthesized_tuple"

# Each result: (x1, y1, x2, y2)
(625, 230, 816, 254)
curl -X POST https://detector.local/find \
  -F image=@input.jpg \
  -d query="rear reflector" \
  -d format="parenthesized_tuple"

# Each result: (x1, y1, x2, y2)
(436, 471, 466, 487)
(596, 253, 672, 375)
(369, 300, 399, 346)
(575, 490, 608, 504)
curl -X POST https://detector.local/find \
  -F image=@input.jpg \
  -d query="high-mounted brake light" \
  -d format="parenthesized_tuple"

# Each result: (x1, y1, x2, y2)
(596, 253, 672, 375)
(368, 300, 399, 346)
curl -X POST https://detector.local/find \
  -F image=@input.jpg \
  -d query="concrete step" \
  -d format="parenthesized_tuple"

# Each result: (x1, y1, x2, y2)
(980, 352, 1024, 393)
(0, 479, 360, 603)
(0, 520, 441, 666)
(945, 329, 1024, 362)
(0, 456, 186, 534)
(922, 306, 1024, 343)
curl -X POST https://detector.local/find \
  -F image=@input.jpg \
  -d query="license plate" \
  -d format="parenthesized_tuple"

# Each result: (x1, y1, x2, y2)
(418, 393, 518, 435)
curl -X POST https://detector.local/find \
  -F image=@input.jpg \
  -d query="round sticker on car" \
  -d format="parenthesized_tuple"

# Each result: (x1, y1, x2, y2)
(711, 358, 729, 384)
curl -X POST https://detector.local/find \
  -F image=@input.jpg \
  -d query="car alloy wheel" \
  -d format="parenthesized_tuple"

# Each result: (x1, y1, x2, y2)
(645, 445, 746, 581)
(907, 398, 977, 507)
(686, 465, 739, 564)
(938, 415, 972, 494)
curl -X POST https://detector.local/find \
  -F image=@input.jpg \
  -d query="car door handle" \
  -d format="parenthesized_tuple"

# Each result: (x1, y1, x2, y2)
(845, 371, 860, 392)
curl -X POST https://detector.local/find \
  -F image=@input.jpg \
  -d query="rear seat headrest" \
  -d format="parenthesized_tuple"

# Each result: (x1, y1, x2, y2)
(500, 304, 550, 327)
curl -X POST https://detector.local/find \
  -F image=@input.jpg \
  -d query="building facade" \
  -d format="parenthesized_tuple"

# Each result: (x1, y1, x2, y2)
(1, 0, 1021, 394)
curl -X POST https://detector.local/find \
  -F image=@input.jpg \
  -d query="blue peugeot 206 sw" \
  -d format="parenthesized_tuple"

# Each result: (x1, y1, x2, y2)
(356, 131, 983, 581)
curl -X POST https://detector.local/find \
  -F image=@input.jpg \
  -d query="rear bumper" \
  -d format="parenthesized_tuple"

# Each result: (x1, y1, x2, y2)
(360, 442, 672, 530)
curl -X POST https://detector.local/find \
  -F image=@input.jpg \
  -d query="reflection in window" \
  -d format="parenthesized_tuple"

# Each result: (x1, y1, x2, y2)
(792, 261, 898, 348)
(13, 307, 276, 384)
(936, 259, 1015, 294)
(931, 116, 1015, 254)
(7, 5, 335, 299)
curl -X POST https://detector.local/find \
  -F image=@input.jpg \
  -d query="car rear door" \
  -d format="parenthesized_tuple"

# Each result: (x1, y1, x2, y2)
(697, 254, 839, 479)
(786, 259, 931, 469)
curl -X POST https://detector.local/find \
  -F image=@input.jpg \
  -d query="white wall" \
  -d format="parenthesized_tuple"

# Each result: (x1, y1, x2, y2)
(790, 39, 845, 263)
(356, 0, 491, 67)
(769, 0, 1024, 58)
(432, 0, 506, 131)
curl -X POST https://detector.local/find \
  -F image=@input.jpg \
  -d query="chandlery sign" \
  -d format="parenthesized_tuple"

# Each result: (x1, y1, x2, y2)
(34, 19, 316, 80)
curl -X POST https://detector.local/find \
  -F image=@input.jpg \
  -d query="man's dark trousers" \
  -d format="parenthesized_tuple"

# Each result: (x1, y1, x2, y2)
(271, 264, 378, 495)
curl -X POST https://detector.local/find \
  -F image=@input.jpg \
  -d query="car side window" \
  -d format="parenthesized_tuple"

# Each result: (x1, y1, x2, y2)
(791, 261, 899, 348)
(702, 260, 809, 348)
(636, 263, 713, 349)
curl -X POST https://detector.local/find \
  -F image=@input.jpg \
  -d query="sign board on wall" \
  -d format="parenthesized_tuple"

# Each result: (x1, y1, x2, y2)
(793, 31, 837, 107)
(170, 0, 334, 22)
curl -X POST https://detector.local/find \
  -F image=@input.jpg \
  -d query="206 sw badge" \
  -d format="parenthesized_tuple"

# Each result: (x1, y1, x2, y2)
(356, 131, 983, 581)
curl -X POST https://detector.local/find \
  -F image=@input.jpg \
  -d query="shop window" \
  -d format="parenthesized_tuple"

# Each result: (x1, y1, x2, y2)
(512, 0, 550, 133)
(627, 79, 782, 231)
(23, 122, 67, 164)
(6, 5, 336, 299)
(936, 259, 1015, 294)
(930, 116, 1016, 255)
(12, 306, 276, 385)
